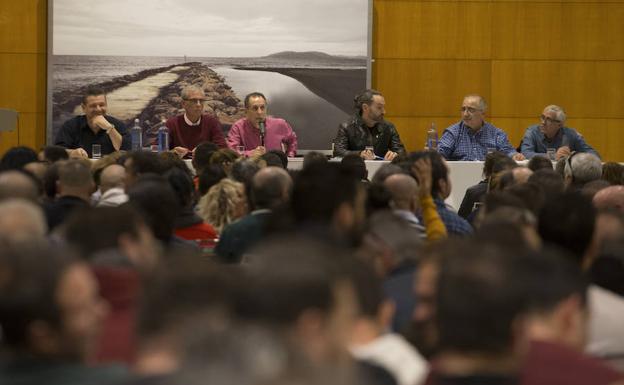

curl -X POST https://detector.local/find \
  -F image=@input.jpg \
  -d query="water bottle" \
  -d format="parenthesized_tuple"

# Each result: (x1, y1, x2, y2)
(426, 122, 438, 150)
(131, 118, 142, 151)
(157, 119, 169, 152)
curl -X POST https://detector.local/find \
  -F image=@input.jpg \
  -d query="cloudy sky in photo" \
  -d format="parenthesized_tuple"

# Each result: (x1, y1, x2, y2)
(53, 0, 369, 57)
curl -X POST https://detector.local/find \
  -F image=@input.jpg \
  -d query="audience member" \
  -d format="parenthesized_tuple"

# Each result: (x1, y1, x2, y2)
(43, 159, 94, 231)
(39, 144, 69, 163)
(341, 154, 369, 182)
(303, 151, 329, 169)
(594, 185, 624, 213)
(197, 163, 227, 196)
(0, 169, 40, 202)
(96, 164, 128, 207)
(267, 149, 288, 168)
(0, 145, 38, 171)
(564, 152, 602, 190)
(527, 155, 553, 171)
(198, 178, 247, 233)
(602, 162, 624, 186)
(0, 241, 126, 385)
(216, 167, 292, 263)
(0, 199, 47, 243)
(123, 151, 165, 188)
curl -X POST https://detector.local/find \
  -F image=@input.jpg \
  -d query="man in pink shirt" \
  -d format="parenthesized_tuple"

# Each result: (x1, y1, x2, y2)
(166, 85, 226, 158)
(226, 92, 298, 157)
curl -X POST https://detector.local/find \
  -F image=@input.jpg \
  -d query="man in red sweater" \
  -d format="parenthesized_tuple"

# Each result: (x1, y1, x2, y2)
(165, 85, 227, 158)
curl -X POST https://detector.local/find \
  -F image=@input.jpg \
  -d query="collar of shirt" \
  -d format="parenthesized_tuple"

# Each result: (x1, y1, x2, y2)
(184, 114, 201, 126)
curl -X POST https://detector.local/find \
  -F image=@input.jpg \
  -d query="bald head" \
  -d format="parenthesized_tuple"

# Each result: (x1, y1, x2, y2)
(100, 164, 126, 193)
(0, 199, 47, 242)
(0, 170, 39, 202)
(384, 173, 418, 211)
(512, 167, 533, 185)
(593, 186, 624, 213)
(251, 166, 293, 209)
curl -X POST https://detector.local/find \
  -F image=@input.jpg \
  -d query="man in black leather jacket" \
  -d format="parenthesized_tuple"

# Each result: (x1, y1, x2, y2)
(334, 89, 405, 160)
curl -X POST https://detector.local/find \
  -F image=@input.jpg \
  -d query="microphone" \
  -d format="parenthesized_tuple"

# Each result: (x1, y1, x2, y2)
(259, 120, 266, 146)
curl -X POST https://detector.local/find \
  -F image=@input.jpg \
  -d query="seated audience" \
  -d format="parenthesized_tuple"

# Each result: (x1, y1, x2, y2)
(198, 178, 247, 233)
(564, 152, 602, 191)
(527, 154, 554, 171)
(0, 198, 47, 243)
(0, 145, 38, 171)
(95, 164, 128, 207)
(602, 162, 624, 185)
(0, 169, 40, 202)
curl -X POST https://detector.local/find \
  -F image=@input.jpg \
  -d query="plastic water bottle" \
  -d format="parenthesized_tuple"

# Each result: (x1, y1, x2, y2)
(157, 119, 169, 152)
(131, 118, 142, 151)
(426, 122, 438, 150)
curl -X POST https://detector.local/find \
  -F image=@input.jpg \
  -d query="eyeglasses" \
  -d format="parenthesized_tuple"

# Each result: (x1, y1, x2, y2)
(460, 107, 481, 113)
(565, 151, 579, 181)
(184, 98, 206, 104)
(540, 115, 561, 124)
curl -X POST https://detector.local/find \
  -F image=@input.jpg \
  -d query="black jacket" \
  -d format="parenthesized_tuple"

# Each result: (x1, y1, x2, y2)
(333, 115, 405, 157)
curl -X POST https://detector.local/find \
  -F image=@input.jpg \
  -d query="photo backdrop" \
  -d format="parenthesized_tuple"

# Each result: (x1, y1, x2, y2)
(49, 0, 370, 150)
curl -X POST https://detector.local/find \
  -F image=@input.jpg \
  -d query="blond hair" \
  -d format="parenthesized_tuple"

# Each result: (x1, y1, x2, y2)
(198, 178, 246, 232)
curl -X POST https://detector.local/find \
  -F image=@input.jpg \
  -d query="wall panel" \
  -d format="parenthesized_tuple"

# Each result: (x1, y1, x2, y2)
(374, 0, 624, 161)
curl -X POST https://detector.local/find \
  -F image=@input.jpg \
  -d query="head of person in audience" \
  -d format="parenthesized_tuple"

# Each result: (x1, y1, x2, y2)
(230, 159, 261, 209)
(303, 151, 328, 170)
(589, 210, 624, 297)
(383, 173, 419, 214)
(208, 148, 239, 175)
(0, 241, 108, 362)
(57, 159, 95, 202)
(539, 191, 596, 270)
(341, 154, 368, 182)
(238, 236, 359, 366)
(192, 141, 219, 175)
(198, 163, 227, 197)
(0, 146, 38, 171)
(460, 94, 487, 131)
(358, 210, 422, 277)
(260, 151, 285, 169)
(401, 151, 451, 201)
(601, 162, 624, 186)
(593, 185, 624, 213)
(99, 164, 126, 196)
(354, 89, 385, 127)
(127, 174, 180, 245)
(251, 166, 292, 211)
(518, 248, 589, 351)
(371, 163, 405, 185)
(527, 156, 553, 173)
(166, 166, 198, 213)
(244, 92, 268, 129)
(198, 178, 247, 233)
(292, 162, 366, 242)
(22, 161, 48, 191)
(580, 179, 610, 201)
(90, 151, 125, 187)
(483, 151, 515, 179)
(123, 251, 236, 376)
(43, 160, 64, 201)
(528, 169, 565, 199)
(564, 152, 602, 190)
(123, 151, 166, 189)
(180, 85, 206, 123)
(81, 87, 108, 125)
(62, 205, 158, 269)
(0, 169, 40, 203)
(160, 150, 193, 175)
(475, 206, 541, 251)
(539, 105, 566, 140)
(39, 145, 69, 164)
(267, 149, 288, 168)
(0, 199, 47, 243)
(433, 242, 532, 377)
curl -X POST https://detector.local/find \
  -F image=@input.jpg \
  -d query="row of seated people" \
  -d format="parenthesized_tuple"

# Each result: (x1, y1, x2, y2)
(52, 85, 600, 164)
(0, 142, 623, 385)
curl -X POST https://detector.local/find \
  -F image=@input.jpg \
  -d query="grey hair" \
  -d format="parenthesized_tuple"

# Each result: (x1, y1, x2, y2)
(564, 152, 602, 186)
(544, 105, 567, 122)
(463, 94, 488, 111)
(181, 85, 205, 100)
